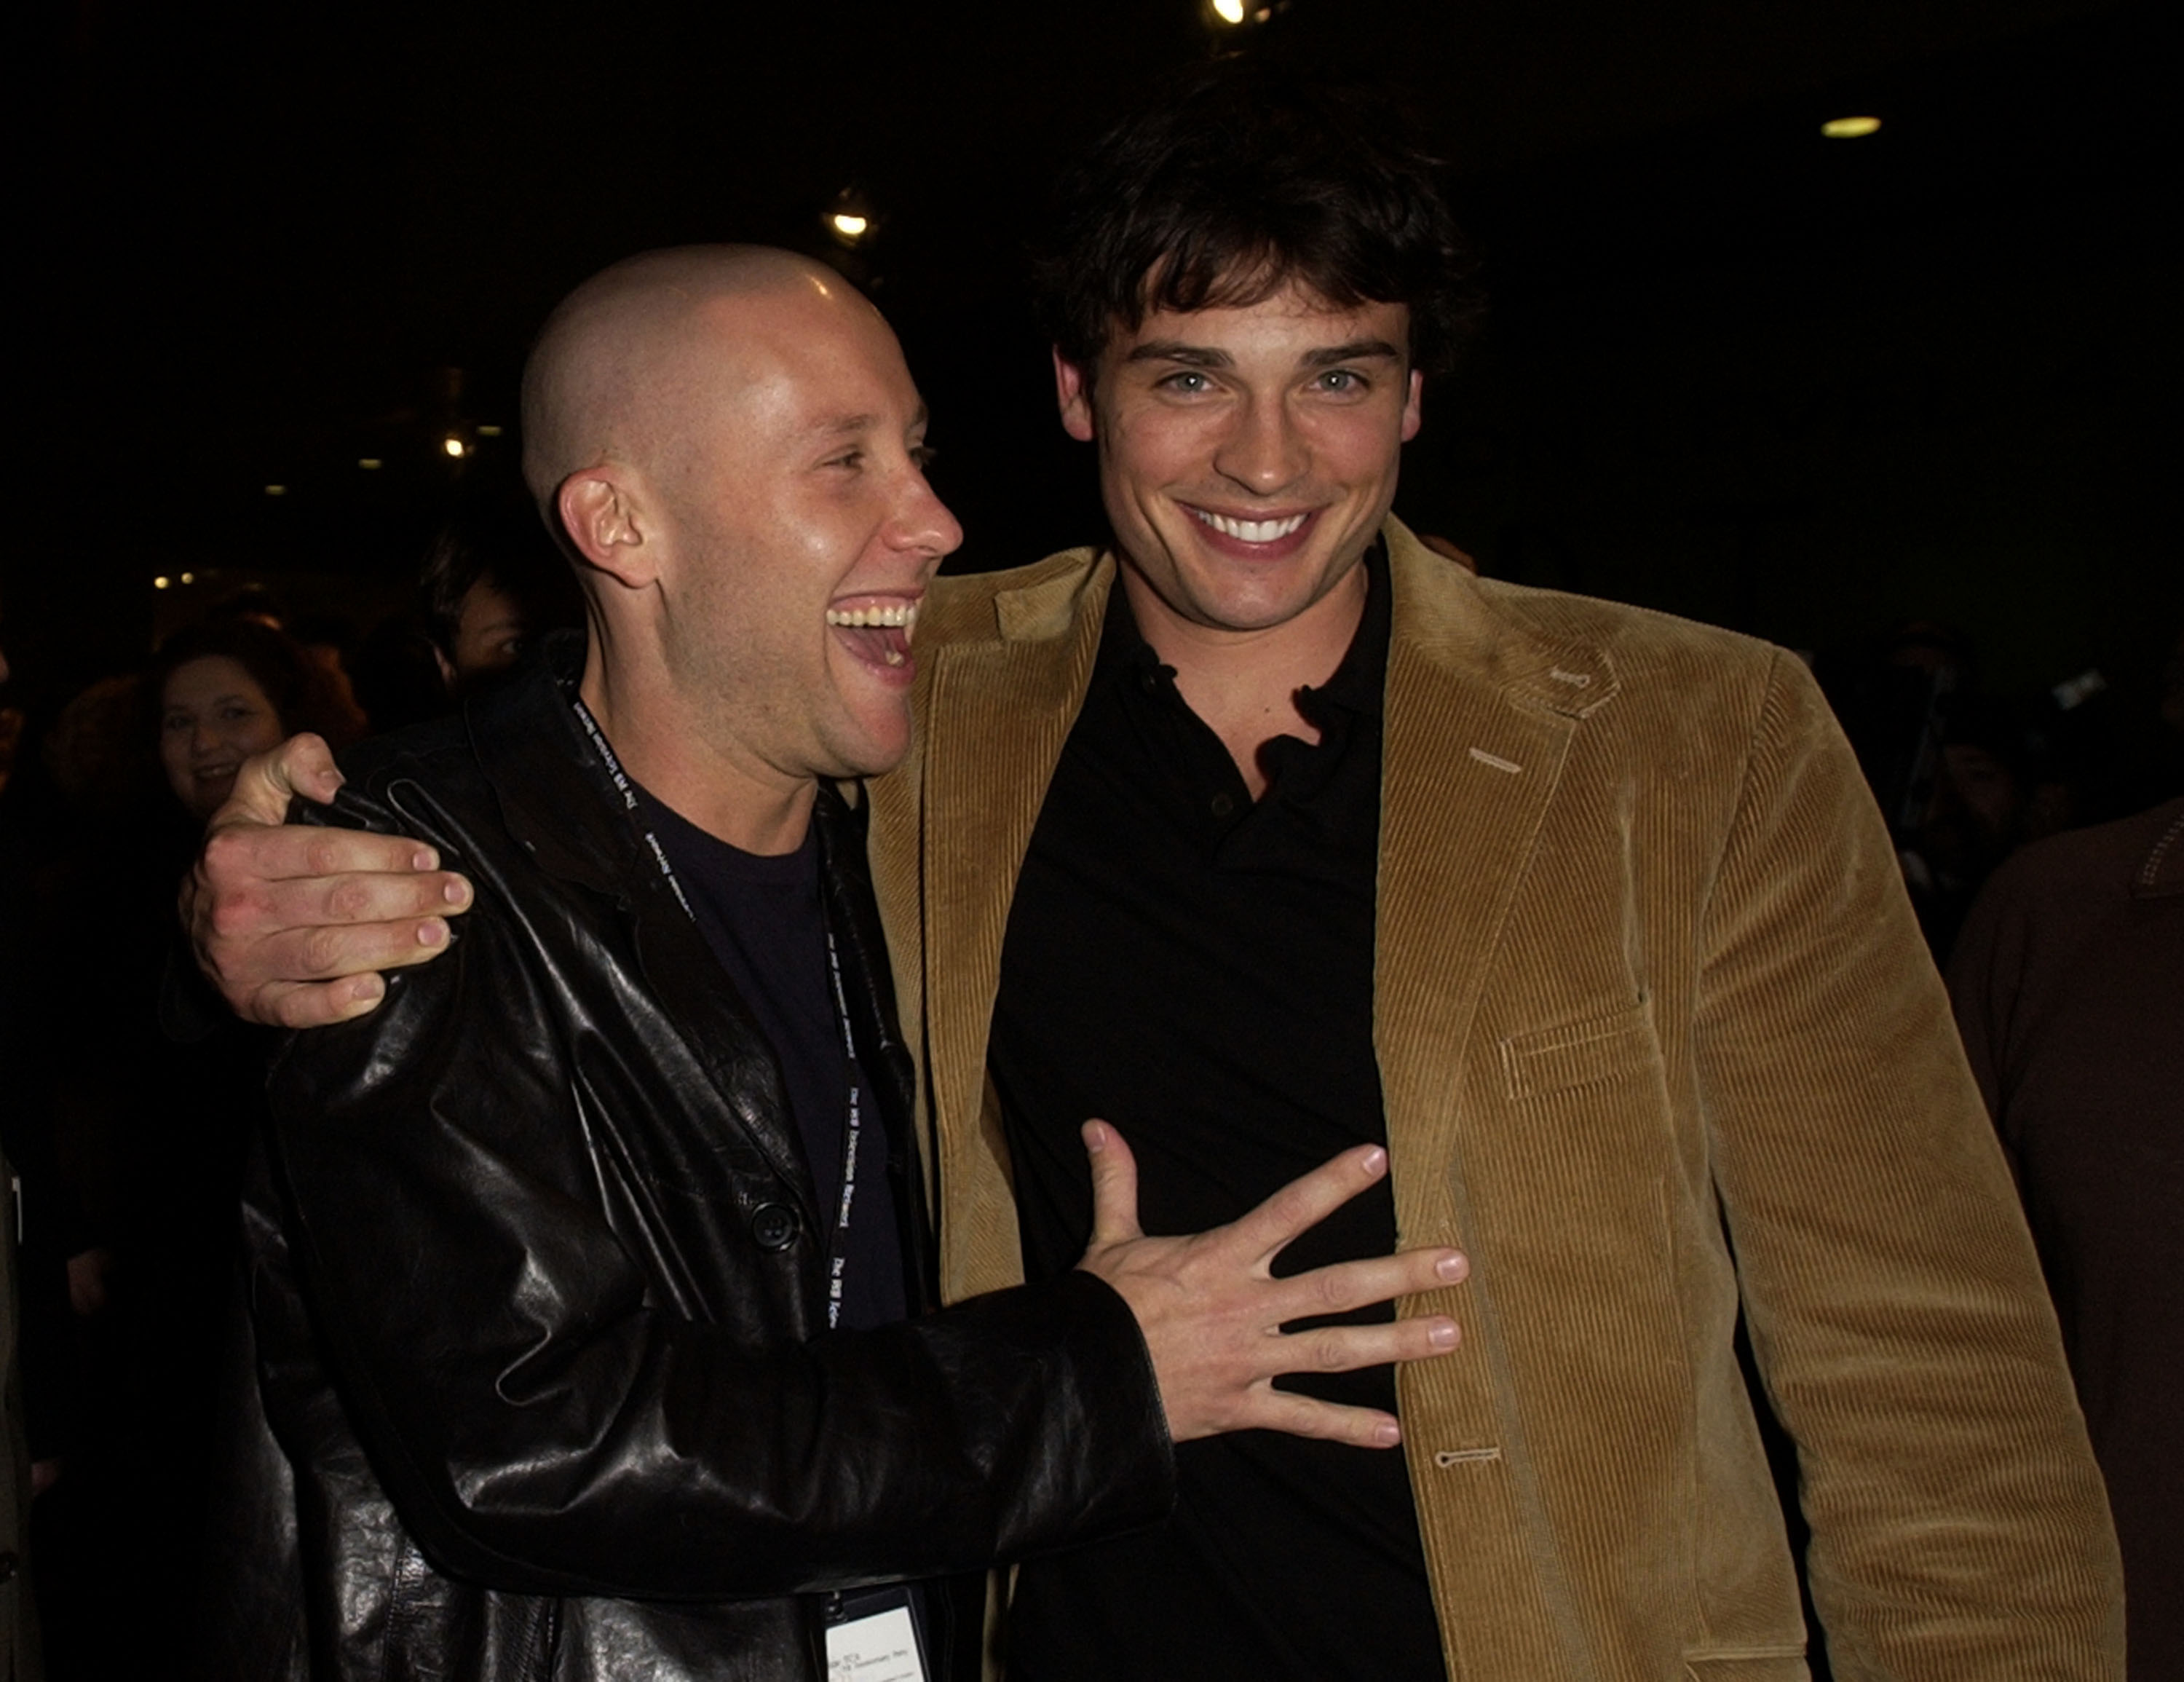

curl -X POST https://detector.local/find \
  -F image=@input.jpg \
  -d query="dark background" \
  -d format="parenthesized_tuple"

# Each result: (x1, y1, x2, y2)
(12, 0, 2180, 719)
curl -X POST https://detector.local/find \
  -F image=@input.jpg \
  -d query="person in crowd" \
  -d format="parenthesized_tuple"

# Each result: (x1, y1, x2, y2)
(1948, 794, 2183, 1681)
(417, 481, 583, 692)
(347, 483, 586, 735)
(189, 68, 2119, 1680)
(21, 618, 362, 1675)
(188, 246, 1466, 1681)
(156, 621, 338, 823)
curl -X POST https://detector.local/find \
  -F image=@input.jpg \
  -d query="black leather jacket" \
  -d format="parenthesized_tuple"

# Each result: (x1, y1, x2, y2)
(202, 641, 1171, 1681)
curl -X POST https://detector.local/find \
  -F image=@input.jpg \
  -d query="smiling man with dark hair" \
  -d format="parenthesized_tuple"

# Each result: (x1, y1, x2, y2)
(194, 66, 2119, 1682)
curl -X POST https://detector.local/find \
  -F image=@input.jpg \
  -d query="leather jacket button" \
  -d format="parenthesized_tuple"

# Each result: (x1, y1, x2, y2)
(750, 1202, 799, 1252)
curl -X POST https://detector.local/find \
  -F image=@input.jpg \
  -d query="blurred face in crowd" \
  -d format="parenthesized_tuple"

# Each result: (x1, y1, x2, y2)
(159, 655, 285, 821)
(443, 580, 529, 686)
(1054, 280, 1421, 642)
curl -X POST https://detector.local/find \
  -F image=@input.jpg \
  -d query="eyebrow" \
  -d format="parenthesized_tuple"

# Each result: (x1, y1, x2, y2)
(807, 403, 930, 440)
(1121, 339, 1404, 369)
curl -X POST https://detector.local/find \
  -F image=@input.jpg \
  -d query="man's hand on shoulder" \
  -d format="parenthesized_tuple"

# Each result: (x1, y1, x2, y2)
(1075, 1121, 1467, 1450)
(183, 733, 475, 1029)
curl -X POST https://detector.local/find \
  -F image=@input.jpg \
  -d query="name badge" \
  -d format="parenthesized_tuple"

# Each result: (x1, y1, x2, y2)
(825, 1586, 929, 1682)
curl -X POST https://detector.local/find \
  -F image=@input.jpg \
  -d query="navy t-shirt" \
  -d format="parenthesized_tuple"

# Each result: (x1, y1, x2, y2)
(634, 786, 907, 1331)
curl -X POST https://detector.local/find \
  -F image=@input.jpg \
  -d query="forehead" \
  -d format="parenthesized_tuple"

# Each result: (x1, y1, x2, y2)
(689, 290, 923, 447)
(165, 655, 265, 706)
(1107, 283, 1410, 363)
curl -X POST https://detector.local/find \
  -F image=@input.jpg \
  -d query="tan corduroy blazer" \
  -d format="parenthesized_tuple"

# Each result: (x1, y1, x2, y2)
(866, 520, 2122, 1681)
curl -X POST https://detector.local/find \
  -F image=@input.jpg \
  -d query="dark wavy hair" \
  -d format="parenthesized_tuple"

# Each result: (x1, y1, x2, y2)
(149, 617, 363, 749)
(1032, 63, 1484, 382)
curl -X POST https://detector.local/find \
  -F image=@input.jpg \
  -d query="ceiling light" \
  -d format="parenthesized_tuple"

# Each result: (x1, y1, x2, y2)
(830, 213, 869, 240)
(154, 576, 171, 590)
(1821, 115, 1882, 139)
(1211, 0, 1246, 20)
(476, 424, 503, 438)
(358, 457, 383, 470)
(443, 436, 466, 457)
(264, 484, 287, 497)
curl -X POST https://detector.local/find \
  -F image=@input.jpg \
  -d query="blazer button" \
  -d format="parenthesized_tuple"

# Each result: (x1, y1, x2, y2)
(750, 1203, 799, 1252)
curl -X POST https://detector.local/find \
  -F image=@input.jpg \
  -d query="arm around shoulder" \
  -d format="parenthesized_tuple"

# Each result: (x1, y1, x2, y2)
(261, 777, 1169, 1602)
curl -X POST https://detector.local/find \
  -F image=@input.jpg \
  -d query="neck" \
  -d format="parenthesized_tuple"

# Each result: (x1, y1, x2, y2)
(1117, 558, 1368, 799)
(577, 626, 817, 856)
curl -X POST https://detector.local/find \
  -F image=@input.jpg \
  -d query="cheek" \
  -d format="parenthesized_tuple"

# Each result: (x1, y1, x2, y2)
(231, 715, 286, 757)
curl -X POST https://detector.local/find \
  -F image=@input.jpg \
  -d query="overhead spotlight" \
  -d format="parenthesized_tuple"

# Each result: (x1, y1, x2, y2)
(264, 484, 287, 497)
(358, 457, 383, 470)
(443, 436, 467, 458)
(154, 575, 171, 590)
(476, 424, 503, 438)
(1821, 115, 1882, 139)
(179, 572, 195, 584)
(1211, 0, 1246, 20)
(826, 187, 877, 247)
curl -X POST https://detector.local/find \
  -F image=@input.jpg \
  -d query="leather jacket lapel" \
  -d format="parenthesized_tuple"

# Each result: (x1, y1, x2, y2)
(470, 635, 820, 1219)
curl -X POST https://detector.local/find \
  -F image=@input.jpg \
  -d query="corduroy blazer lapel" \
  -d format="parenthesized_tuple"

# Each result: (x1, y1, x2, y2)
(873, 550, 1115, 1302)
(1374, 523, 1623, 1676)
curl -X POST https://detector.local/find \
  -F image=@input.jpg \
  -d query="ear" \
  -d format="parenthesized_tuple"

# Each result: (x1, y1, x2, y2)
(1053, 348, 1097, 443)
(557, 470, 654, 590)
(1400, 369, 1424, 443)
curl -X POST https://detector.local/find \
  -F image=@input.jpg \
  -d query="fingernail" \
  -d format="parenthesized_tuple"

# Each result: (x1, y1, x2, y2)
(412, 848, 439, 872)
(1436, 1252, 1468, 1282)
(443, 878, 470, 906)
(419, 919, 448, 949)
(1361, 1146, 1388, 1175)
(1373, 1421, 1401, 1448)
(352, 974, 384, 1002)
(1083, 1122, 1106, 1153)
(1428, 1320, 1458, 1349)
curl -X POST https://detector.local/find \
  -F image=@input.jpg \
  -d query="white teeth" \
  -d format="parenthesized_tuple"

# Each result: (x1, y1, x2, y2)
(1192, 510, 1308, 543)
(825, 601, 919, 629)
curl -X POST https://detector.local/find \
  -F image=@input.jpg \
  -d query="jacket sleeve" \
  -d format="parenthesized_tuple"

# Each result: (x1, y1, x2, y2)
(262, 782, 1172, 1603)
(1691, 652, 2122, 1678)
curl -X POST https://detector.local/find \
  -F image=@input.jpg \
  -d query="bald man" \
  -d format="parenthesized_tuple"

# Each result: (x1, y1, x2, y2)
(203, 248, 1465, 1682)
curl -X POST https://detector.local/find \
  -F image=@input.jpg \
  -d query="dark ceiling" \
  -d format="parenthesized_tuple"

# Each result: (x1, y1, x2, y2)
(14, 0, 2180, 704)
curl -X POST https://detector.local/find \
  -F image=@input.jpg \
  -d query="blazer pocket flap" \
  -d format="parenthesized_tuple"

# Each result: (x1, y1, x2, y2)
(1497, 1003, 1661, 1101)
(1682, 1655, 1807, 1682)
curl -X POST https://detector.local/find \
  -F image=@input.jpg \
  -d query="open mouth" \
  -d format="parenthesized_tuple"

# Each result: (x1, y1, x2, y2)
(1190, 508, 1312, 546)
(825, 598, 919, 674)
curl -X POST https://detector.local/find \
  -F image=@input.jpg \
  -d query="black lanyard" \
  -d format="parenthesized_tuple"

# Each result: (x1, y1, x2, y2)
(571, 696, 869, 1330)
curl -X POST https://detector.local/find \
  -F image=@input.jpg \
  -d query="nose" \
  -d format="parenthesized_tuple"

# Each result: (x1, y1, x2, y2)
(1212, 392, 1308, 496)
(889, 467, 964, 566)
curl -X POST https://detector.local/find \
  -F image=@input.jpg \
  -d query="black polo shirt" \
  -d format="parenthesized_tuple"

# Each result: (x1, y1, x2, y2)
(989, 547, 1447, 1681)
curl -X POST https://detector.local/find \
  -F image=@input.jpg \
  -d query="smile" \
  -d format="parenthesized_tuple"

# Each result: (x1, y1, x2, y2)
(1190, 509, 1309, 544)
(824, 602, 918, 630)
(826, 597, 921, 674)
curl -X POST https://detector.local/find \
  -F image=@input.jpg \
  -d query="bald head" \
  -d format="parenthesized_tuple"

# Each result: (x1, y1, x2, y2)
(521, 245, 877, 514)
